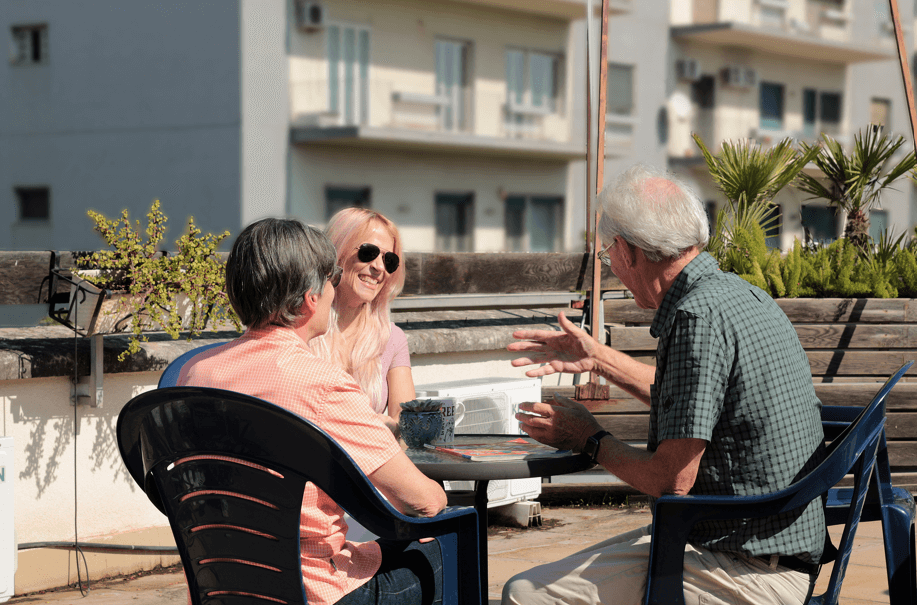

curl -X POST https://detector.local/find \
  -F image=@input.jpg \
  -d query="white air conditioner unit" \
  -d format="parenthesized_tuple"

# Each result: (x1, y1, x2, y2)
(0, 437, 15, 603)
(295, 0, 324, 32)
(722, 65, 756, 89)
(416, 377, 543, 508)
(675, 58, 701, 81)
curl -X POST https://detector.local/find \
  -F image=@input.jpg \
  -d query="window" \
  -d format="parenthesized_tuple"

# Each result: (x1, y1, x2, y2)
(435, 39, 471, 132)
(874, 0, 894, 36)
(762, 204, 782, 250)
(505, 195, 563, 252)
(691, 76, 716, 110)
(759, 82, 785, 131)
(705, 201, 717, 236)
(16, 187, 50, 220)
(870, 98, 891, 128)
(325, 186, 370, 220)
(328, 24, 370, 126)
(801, 204, 839, 244)
(506, 49, 561, 114)
(435, 193, 474, 252)
(606, 63, 635, 141)
(869, 210, 888, 243)
(803, 89, 843, 138)
(10, 24, 48, 65)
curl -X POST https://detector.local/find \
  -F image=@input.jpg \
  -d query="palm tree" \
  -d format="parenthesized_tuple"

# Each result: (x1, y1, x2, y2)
(796, 125, 917, 251)
(693, 134, 818, 261)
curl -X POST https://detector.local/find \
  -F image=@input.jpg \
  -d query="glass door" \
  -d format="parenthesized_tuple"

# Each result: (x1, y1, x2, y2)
(328, 24, 370, 126)
(436, 40, 469, 132)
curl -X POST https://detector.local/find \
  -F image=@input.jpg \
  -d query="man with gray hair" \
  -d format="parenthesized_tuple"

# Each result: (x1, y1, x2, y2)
(179, 218, 448, 605)
(503, 165, 826, 605)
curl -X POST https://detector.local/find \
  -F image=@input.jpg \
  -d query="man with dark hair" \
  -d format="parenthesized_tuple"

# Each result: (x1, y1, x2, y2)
(503, 166, 826, 605)
(179, 218, 448, 605)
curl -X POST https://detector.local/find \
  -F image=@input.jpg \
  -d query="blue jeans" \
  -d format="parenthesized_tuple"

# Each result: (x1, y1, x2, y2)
(334, 539, 443, 605)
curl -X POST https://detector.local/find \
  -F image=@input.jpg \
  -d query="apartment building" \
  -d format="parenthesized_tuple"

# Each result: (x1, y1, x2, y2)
(5, 0, 907, 254)
(3, 0, 655, 254)
(664, 0, 914, 249)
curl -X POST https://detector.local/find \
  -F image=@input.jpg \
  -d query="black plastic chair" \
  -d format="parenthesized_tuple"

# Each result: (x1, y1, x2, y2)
(822, 403, 916, 604)
(117, 386, 482, 605)
(643, 360, 913, 605)
(157, 341, 224, 388)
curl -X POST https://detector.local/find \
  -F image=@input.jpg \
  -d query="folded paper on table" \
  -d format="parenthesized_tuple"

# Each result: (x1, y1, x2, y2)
(424, 438, 571, 461)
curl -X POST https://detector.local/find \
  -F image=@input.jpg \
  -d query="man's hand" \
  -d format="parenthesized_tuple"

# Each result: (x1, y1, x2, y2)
(516, 393, 603, 452)
(507, 312, 602, 378)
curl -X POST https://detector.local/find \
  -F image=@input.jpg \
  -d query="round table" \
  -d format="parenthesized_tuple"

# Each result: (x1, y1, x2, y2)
(406, 435, 594, 603)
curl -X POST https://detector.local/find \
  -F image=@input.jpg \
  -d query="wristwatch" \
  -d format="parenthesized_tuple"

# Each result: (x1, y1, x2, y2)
(582, 430, 612, 464)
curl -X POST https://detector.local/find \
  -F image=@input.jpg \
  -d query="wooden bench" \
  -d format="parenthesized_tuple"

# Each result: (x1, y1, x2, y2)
(545, 298, 917, 495)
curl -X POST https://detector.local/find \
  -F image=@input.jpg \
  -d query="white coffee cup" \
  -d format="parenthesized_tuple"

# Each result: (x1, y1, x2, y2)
(435, 398, 465, 443)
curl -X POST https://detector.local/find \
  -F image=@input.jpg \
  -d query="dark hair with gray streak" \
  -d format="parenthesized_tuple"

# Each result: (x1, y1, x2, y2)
(598, 164, 709, 262)
(226, 218, 337, 329)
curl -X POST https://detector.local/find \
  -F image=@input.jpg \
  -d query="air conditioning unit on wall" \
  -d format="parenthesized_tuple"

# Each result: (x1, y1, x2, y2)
(676, 58, 701, 81)
(0, 437, 15, 603)
(295, 0, 324, 32)
(721, 65, 757, 89)
(415, 377, 543, 508)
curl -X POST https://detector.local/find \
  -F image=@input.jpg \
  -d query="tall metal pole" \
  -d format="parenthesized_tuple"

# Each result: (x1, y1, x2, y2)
(588, 0, 609, 391)
(888, 0, 917, 153)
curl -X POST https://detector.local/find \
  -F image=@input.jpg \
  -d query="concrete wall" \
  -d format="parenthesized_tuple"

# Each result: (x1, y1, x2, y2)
(1, 0, 244, 251)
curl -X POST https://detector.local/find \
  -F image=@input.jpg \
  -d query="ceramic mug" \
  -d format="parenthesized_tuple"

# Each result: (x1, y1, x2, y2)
(435, 398, 465, 443)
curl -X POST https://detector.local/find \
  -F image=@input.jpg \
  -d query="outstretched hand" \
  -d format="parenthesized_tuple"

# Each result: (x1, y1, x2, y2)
(516, 393, 602, 452)
(507, 311, 601, 378)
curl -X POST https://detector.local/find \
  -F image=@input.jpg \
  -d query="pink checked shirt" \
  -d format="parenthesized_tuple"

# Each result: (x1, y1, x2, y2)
(177, 325, 403, 605)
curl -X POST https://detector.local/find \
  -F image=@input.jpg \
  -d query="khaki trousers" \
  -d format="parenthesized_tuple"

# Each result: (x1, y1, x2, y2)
(501, 525, 814, 605)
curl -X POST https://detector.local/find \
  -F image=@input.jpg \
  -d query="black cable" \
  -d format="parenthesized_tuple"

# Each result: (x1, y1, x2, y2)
(72, 329, 90, 596)
(18, 542, 178, 554)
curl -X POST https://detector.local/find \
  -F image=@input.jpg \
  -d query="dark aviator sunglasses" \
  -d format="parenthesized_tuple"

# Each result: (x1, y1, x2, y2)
(356, 243, 400, 274)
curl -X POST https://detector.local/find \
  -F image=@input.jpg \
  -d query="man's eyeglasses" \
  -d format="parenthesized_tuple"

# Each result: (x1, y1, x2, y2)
(596, 238, 618, 267)
(356, 243, 400, 274)
(328, 265, 343, 288)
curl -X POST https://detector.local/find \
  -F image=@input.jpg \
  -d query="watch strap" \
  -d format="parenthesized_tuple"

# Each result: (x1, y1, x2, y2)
(584, 430, 611, 463)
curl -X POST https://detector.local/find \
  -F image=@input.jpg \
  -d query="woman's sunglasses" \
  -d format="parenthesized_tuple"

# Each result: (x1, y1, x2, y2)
(328, 265, 343, 288)
(356, 243, 400, 274)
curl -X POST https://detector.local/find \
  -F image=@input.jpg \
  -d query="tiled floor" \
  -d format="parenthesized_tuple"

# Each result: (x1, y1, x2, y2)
(7, 504, 905, 605)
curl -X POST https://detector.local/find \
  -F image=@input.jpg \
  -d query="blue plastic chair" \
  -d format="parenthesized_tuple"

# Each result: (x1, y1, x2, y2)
(822, 403, 917, 604)
(643, 360, 913, 605)
(157, 341, 224, 388)
(117, 386, 482, 605)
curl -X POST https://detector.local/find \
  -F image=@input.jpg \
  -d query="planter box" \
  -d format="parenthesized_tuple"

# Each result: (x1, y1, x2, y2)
(67, 273, 195, 337)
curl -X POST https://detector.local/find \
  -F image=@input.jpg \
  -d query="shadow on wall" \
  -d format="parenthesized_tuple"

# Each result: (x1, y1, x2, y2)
(11, 380, 139, 498)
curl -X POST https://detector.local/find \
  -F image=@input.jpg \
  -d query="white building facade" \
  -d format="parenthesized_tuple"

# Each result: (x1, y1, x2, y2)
(2, 0, 914, 253)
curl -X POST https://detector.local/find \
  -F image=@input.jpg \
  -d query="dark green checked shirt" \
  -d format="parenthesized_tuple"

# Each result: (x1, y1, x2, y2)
(648, 252, 826, 563)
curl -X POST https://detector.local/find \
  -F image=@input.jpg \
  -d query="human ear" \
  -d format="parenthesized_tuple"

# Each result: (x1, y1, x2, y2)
(302, 290, 319, 314)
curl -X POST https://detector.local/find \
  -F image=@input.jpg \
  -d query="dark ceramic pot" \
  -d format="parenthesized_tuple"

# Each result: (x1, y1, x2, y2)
(399, 410, 443, 449)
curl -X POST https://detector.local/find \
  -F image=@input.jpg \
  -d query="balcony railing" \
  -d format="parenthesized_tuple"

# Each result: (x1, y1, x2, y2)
(290, 79, 571, 144)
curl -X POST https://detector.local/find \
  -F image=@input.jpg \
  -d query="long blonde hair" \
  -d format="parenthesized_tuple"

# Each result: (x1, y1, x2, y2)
(311, 208, 406, 408)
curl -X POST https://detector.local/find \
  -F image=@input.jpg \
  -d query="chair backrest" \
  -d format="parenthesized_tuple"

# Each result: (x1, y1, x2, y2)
(645, 360, 913, 605)
(158, 342, 224, 388)
(117, 386, 466, 605)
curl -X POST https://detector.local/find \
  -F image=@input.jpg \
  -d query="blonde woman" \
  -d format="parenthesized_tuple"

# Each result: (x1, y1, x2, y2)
(311, 208, 413, 435)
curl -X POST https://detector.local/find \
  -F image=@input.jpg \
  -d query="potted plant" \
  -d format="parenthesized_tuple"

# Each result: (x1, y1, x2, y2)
(73, 200, 241, 359)
(796, 125, 917, 252)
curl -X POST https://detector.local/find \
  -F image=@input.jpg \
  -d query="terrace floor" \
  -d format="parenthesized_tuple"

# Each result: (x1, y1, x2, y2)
(6, 503, 905, 604)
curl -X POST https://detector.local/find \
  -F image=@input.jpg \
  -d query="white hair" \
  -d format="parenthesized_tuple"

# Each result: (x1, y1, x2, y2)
(597, 164, 709, 262)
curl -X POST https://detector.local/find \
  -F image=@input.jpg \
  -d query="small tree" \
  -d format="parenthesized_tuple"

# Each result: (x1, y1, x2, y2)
(693, 134, 818, 261)
(796, 125, 917, 251)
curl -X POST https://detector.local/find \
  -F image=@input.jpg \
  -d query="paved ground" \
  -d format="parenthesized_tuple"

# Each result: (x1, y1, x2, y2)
(6, 504, 901, 604)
